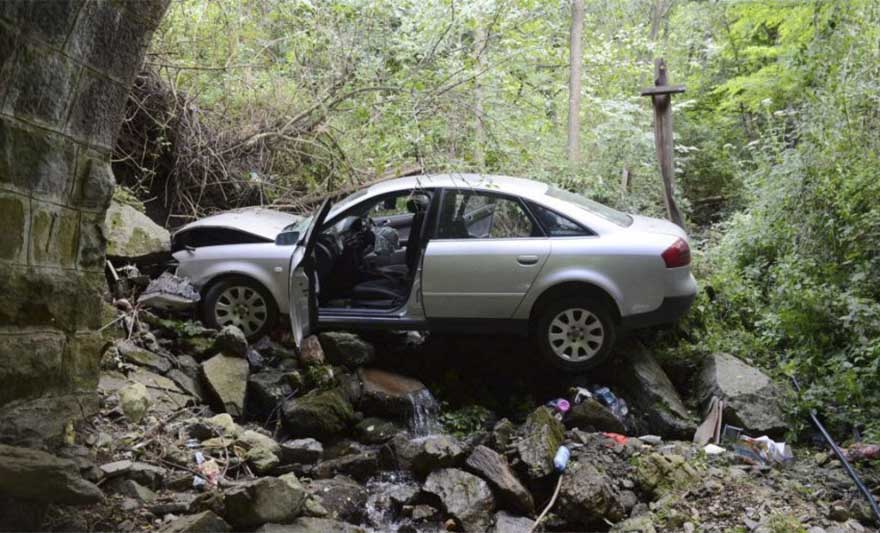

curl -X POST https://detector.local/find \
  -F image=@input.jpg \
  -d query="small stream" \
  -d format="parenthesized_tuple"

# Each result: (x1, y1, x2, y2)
(407, 388, 441, 437)
(363, 471, 420, 532)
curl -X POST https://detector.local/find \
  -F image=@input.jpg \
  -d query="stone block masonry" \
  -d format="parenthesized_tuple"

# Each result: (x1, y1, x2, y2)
(0, 0, 170, 445)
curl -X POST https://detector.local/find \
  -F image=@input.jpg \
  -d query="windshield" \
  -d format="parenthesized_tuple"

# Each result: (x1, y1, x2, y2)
(546, 186, 633, 227)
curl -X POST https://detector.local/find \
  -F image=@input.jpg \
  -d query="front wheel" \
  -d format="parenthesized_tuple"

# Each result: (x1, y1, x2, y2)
(534, 297, 616, 373)
(201, 277, 278, 341)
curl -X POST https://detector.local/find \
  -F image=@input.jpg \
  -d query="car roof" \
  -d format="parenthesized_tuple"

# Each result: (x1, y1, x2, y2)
(172, 207, 301, 240)
(365, 173, 549, 197)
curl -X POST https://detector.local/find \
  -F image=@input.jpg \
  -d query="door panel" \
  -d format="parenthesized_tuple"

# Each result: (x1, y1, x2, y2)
(288, 199, 332, 349)
(422, 239, 550, 318)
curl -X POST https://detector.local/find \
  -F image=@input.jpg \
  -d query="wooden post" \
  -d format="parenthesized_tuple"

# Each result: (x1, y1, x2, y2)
(641, 58, 685, 228)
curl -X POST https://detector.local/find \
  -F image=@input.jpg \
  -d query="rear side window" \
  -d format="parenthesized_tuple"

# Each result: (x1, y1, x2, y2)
(528, 202, 594, 237)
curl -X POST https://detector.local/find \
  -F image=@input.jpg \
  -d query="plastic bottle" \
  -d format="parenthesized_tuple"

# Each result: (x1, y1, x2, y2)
(553, 445, 570, 472)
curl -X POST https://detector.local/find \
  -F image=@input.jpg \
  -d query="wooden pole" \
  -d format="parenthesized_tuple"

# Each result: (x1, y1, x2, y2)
(641, 58, 685, 229)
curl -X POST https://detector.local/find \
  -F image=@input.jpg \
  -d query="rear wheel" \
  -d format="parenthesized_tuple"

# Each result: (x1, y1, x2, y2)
(201, 277, 278, 340)
(534, 297, 616, 373)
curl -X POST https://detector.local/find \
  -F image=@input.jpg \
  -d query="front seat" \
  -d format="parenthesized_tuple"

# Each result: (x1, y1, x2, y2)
(350, 194, 429, 304)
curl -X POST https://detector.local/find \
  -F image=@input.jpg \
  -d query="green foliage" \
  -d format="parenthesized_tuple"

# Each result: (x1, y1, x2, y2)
(439, 403, 493, 438)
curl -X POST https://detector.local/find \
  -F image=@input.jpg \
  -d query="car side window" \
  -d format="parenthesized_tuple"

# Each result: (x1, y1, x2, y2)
(528, 202, 594, 237)
(436, 190, 538, 239)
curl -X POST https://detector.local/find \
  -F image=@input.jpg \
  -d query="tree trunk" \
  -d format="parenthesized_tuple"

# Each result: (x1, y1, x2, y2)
(474, 25, 488, 169)
(566, 0, 585, 163)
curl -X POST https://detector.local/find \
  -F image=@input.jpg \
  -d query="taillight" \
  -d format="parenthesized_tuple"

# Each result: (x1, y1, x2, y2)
(662, 238, 691, 268)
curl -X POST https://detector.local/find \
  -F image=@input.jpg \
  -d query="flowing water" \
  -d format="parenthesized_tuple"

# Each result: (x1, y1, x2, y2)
(363, 471, 419, 532)
(406, 388, 441, 437)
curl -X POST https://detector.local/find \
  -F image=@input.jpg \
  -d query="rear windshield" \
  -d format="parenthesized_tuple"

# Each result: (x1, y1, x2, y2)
(546, 186, 633, 227)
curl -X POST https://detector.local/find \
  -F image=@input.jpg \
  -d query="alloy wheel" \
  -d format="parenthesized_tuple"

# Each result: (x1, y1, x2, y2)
(214, 285, 269, 338)
(547, 307, 604, 362)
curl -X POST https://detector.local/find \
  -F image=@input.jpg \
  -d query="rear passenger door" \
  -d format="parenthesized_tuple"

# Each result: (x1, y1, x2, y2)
(421, 189, 550, 318)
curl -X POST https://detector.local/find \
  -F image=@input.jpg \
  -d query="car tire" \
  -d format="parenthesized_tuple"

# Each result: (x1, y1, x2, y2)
(201, 277, 278, 341)
(534, 297, 616, 373)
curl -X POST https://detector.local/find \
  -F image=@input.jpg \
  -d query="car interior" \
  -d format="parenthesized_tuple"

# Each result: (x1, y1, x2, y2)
(315, 190, 433, 310)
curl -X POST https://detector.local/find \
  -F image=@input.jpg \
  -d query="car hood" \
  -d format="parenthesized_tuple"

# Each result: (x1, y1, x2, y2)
(172, 207, 302, 241)
(628, 214, 688, 240)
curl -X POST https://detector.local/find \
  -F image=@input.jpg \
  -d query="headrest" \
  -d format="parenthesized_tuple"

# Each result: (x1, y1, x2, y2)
(406, 194, 430, 213)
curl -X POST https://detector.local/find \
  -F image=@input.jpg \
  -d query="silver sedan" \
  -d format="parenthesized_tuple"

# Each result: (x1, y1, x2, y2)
(177, 174, 697, 372)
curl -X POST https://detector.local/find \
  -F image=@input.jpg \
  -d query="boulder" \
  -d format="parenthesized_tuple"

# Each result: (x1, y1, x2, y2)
(213, 325, 248, 358)
(128, 462, 167, 490)
(167, 369, 206, 403)
(556, 460, 625, 528)
(257, 518, 366, 533)
(201, 354, 249, 417)
(281, 387, 355, 440)
(616, 340, 695, 439)
(99, 459, 133, 478)
(319, 332, 375, 369)
(237, 429, 282, 455)
(0, 392, 99, 447)
(223, 474, 306, 529)
(491, 511, 535, 533)
(695, 353, 788, 437)
(119, 382, 151, 423)
(116, 340, 172, 374)
(158, 510, 230, 533)
(248, 370, 294, 420)
(299, 335, 325, 367)
(635, 453, 703, 497)
(423, 468, 495, 532)
(246, 447, 281, 475)
(514, 407, 564, 479)
(489, 418, 516, 452)
(358, 368, 426, 420)
(306, 476, 367, 523)
(565, 398, 626, 434)
(382, 434, 464, 477)
(354, 417, 404, 444)
(106, 479, 156, 504)
(0, 444, 104, 505)
(105, 201, 170, 259)
(466, 445, 534, 515)
(313, 450, 379, 482)
(280, 438, 323, 465)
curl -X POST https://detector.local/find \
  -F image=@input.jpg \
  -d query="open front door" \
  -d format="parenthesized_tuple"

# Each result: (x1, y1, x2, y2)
(288, 199, 332, 349)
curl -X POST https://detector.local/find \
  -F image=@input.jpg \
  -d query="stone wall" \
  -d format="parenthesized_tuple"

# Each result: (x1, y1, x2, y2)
(0, 0, 168, 443)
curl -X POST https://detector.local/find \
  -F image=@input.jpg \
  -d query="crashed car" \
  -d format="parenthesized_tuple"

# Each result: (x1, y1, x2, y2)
(176, 174, 697, 372)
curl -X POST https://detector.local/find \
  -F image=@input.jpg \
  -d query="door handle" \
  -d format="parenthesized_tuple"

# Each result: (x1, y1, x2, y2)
(517, 255, 539, 266)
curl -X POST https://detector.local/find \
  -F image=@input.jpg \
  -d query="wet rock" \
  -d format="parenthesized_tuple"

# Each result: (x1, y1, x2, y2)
(105, 201, 170, 259)
(358, 368, 426, 420)
(257, 517, 366, 533)
(514, 407, 564, 479)
(355, 417, 403, 444)
(214, 325, 248, 358)
(382, 434, 464, 477)
(616, 340, 696, 439)
(299, 335, 326, 367)
(201, 353, 249, 417)
(557, 460, 625, 527)
(119, 382, 151, 423)
(423, 468, 495, 532)
(565, 398, 626, 434)
(635, 453, 702, 497)
(280, 438, 323, 465)
(695, 353, 788, 437)
(319, 332, 375, 369)
(224, 474, 306, 529)
(0, 444, 104, 505)
(248, 370, 294, 420)
(313, 450, 379, 482)
(489, 418, 516, 452)
(466, 445, 534, 515)
(307, 476, 368, 523)
(491, 511, 535, 533)
(281, 387, 355, 440)
(117, 340, 172, 374)
(158, 510, 230, 533)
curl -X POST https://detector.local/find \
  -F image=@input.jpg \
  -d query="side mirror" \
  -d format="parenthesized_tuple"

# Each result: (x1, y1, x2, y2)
(275, 230, 300, 246)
